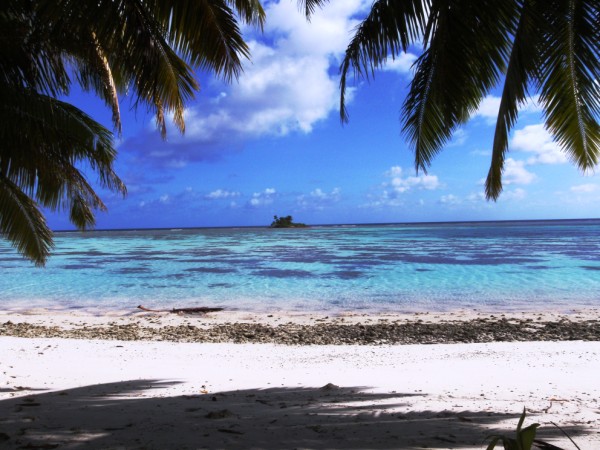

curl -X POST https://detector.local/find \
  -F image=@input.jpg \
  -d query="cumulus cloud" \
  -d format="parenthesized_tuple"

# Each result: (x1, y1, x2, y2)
(502, 188, 527, 200)
(474, 96, 501, 123)
(466, 192, 486, 202)
(511, 124, 567, 164)
(503, 158, 537, 185)
(446, 128, 468, 147)
(469, 123, 571, 191)
(438, 192, 487, 206)
(205, 189, 241, 200)
(381, 52, 418, 74)
(439, 194, 460, 205)
(248, 188, 277, 207)
(474, 95, 542, 125)
(366, 166, 442, 207)
(297, 187, 341, 209)
(386, 166, 441, 193)
(121, 0, 370, 168)
(571, 183, 599, 193)
(136, 188, 198, 210)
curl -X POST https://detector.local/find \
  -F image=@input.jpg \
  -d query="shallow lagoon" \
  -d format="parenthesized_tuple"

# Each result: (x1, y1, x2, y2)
(1, 219, 599, 313)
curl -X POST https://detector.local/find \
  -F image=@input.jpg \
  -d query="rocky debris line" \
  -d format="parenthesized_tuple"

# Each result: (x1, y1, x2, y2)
(1, 318, 599, 345)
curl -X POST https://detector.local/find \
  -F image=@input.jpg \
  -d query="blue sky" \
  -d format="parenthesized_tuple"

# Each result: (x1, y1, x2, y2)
(50, 0, 599, 230)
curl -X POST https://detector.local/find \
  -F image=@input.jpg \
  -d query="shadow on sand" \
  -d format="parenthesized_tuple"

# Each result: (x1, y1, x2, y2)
(0, 380, 588, 449)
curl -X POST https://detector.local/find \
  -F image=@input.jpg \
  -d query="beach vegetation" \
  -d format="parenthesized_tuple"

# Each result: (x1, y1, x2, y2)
(302, 0, 600, 200)
(485, 408, 580, 450)
(270, 215, 307, 228)
(0, 0, 265, 265)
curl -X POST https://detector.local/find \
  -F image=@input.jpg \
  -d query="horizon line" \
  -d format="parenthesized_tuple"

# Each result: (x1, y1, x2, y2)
(52, 217, 600, 233)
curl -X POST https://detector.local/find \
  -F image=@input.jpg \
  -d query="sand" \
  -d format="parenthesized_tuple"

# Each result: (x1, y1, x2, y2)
(1, 310, 599, 449)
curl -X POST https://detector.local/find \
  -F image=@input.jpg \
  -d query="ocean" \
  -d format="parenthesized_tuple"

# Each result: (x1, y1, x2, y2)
(1, 219, 599, 313)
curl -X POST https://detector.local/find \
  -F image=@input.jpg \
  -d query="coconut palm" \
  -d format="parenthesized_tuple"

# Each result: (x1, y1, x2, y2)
(1, 0, 265, 265)
(303, 0, 600, 200)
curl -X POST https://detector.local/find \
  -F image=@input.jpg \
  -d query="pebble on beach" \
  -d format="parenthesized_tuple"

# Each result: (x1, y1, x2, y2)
(1, 316, 599, 345)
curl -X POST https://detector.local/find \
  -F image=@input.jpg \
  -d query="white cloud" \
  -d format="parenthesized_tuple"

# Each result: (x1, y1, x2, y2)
(381, 52, 418, 74)
(448, 128, 467, 146)
(159, 194, 170, 204)
(386, 166, 403, 177)
(466, 192, 486, 202)
(474, 95, 542, 125)
(571, 183, 599, 193)
(297, 187, 341, 209)
(511, 124, 567, 165)
(503, 158, 537, 185)
(206, 189, 241, 199)
(439, 192, 488, 205)
(201, 3, 363, 137)
(474, 96, 501, 123)
(385, 166, 440, 193)
(123, 1, 369, 167)
(390, 173, 440, 193)
(248, 188, 277, 207)
(502, 188, 527, 200)
(311, 187, 341, 200)
(366, 166, 442, 207)
(439, 194, 460, 205)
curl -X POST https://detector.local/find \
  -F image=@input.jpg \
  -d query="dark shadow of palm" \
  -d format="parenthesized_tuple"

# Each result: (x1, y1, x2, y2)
(0, 380, 587, 449)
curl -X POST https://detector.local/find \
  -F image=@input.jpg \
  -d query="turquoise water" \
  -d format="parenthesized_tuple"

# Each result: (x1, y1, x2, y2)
(1, 220, 599, 313)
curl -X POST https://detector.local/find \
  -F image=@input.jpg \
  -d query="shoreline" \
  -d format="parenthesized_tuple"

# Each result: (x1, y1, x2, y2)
(1, 308, 599, 345)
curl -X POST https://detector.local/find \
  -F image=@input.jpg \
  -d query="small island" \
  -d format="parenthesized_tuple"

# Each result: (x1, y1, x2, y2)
(270, 215, 307, 228)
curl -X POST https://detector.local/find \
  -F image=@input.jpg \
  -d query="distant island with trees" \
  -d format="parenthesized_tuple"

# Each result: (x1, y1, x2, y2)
(270, 215, 307, 228)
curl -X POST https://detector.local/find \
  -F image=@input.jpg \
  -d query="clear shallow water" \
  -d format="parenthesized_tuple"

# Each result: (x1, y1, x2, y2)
(1, 220, 599, 313)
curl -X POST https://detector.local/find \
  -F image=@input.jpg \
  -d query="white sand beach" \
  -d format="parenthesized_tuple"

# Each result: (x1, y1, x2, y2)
(1, 311, 599, 449)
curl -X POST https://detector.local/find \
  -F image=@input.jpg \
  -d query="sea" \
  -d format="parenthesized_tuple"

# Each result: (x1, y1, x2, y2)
(1, 219, 599, 313)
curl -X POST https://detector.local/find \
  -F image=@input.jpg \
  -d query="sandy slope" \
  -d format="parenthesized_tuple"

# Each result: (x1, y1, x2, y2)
(1, 337, 599, 449)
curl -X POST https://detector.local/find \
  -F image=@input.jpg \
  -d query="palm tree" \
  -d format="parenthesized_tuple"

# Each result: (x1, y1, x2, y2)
(1, 0, 265, 265)
(303, 0, 600, 200)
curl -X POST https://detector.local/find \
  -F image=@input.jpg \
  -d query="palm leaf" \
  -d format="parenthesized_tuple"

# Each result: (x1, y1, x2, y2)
(150, 0, 255, 81)
(339, 0, 429, 122)
(485, 0, 544, 200)
(297, 0, 329, 19)
(1, 0, 267, 264)
(74, 32, 122, 134)
(57, 0, 197, 135)
(403, 0, 516, 172)
(0, 1, 71, 97)
(537, 0, 600, 171)
(1, 86, 124, 223)
(227, 0, 266, 28)
(0, 176, 53, 267)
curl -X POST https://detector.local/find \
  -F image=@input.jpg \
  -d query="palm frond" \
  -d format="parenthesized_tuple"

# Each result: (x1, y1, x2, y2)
(227, 0, 266, 28)
(297, 0, 329, 19)
(150, 0, 253, 81)
(58, 0, 197, 135)
(1, 87, 125, 218)
(485, 0, 544, 200)
(537, 0, 600, 171)
(0, 1, 71, 97)
(402, 0, 517, 172)
(74, 32, 122, 134)
(1, 0, 269, 264)
(0, 175, 53, 267)
(339, 0, 429, 122)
